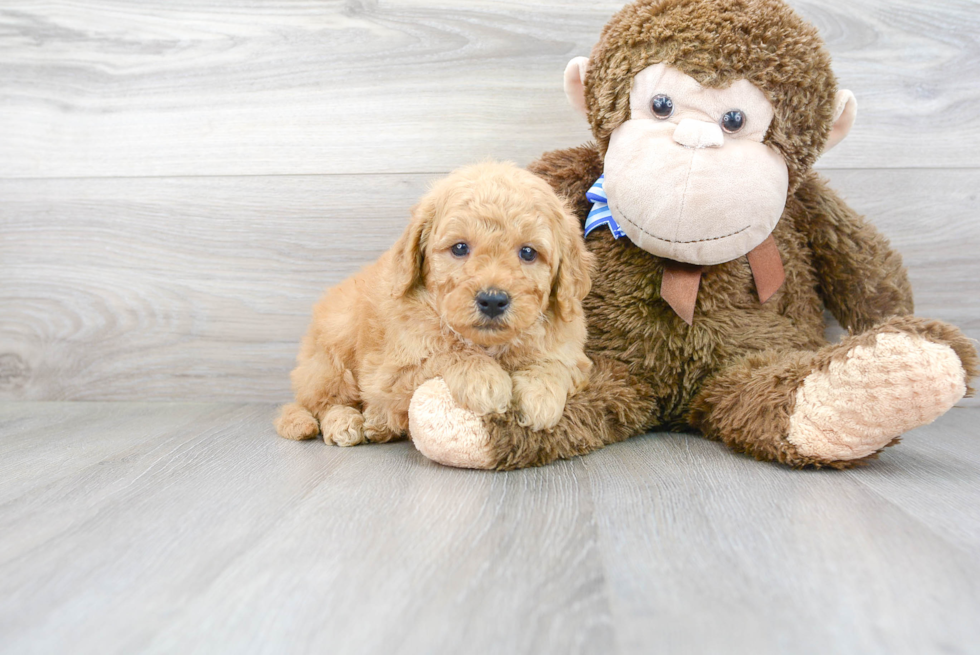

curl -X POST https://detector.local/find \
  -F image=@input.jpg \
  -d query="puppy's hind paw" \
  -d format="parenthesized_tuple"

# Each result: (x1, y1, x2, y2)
(409, 378, 497, 469)
(275, 403, 320, 440)
(319, 406, 367, 447)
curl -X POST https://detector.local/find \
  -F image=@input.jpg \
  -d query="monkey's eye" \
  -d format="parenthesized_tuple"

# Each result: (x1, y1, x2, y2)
(721, 110, 745, 133)
(451, 242, 470, 258)
(519, 246, 537, 263)
(651, 95, 674, 119)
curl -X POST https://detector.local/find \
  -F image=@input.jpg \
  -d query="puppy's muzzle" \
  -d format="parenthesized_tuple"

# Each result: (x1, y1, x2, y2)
(475, 289, 510, 320)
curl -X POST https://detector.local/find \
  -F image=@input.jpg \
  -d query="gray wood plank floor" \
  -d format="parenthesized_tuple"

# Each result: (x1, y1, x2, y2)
(1, 402, 978, 655)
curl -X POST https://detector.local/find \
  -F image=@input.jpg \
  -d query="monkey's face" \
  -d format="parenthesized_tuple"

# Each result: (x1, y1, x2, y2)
(602, 63, 789, 266)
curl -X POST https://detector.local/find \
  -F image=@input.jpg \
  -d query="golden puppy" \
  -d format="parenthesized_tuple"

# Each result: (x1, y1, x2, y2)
(275, 161, 593, 446)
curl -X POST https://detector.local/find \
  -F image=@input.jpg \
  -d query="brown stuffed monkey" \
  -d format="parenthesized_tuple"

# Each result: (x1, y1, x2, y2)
(407, 0, 979, 470)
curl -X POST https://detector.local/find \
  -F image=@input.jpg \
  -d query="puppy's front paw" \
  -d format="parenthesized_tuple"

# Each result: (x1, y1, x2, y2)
(512, 370, 568, 431)
(319, 405, 366, 447)
(446, 363, 513, 416)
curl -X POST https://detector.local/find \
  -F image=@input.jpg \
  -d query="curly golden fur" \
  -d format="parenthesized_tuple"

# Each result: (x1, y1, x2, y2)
(275, 161, 594, 445)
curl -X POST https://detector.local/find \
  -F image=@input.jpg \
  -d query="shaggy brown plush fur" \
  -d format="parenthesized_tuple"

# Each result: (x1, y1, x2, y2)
(467, 0, 978, 470)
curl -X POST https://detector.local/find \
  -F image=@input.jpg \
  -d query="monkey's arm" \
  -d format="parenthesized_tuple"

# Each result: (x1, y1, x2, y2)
(793, 173, 914, 333)
(527, 143, 604, 222)
(409, 357, 655, 470)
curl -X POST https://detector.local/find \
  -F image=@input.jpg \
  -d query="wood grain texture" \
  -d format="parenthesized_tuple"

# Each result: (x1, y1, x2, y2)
(0, 402, 223, 504)
(844, 407, 980, 552)
(0, 402, 612, 655)
(1, 168, 977, 403)
(1, 402, 978, 654)
(585, 420, 980, 655)
(1, 0, 978, 178)
(0, 173, 434, 401)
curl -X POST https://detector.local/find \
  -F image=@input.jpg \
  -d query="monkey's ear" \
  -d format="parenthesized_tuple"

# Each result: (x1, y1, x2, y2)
(563, 56, 590, 119)
(823, 90, 857, 154)
(391, 199, 434, 298)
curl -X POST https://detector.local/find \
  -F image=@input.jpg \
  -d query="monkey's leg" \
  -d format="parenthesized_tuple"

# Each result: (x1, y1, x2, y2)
(690, 316, 978, 468)
(408, 357, 656, 470)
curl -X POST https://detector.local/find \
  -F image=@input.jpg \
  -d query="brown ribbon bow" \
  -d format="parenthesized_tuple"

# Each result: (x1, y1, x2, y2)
(660, 234, 785, 325)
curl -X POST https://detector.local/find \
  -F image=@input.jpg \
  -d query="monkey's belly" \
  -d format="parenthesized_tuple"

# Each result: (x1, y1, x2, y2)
(582, 229, 825, 427)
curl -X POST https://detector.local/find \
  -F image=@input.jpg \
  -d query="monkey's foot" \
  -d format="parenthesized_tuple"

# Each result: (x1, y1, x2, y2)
(408, 378, 497, 469)
(787, 332, 967, 461)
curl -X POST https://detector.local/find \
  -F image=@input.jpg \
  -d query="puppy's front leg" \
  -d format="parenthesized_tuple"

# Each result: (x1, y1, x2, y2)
(512, 361, 578, 431)
(440, 355, 513, 417)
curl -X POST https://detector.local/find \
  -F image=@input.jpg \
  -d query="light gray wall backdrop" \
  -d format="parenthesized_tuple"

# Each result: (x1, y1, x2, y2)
(1, 0, 978, 402)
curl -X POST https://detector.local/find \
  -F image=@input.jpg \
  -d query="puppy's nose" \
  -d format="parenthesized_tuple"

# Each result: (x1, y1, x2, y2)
(476, 289, 510, 319)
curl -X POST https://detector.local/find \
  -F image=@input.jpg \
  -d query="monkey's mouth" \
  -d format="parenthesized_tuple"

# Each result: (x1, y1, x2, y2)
(615, 208, 749, 244)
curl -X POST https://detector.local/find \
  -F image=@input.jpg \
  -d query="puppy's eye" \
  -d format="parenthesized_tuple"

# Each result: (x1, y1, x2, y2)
(450, 242, 469, 258)
(721, 110, 745, 133)
(651, 94, 674, 119)
(519, 246, 537, 263)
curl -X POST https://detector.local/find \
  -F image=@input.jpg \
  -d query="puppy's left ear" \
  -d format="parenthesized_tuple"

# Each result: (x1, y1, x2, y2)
(391, 197, 435, 297)
(552, 205, 594, 322)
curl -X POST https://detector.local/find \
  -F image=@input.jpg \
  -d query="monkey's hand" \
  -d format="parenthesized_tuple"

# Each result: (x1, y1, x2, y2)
(409, 378, 497, 469)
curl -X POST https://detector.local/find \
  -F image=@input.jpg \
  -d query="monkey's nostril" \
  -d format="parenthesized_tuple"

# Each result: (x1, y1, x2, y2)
(476, 289, 510, 319)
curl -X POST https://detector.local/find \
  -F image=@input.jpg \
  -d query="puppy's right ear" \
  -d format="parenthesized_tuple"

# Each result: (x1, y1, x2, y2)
(391, 198, 435, 297)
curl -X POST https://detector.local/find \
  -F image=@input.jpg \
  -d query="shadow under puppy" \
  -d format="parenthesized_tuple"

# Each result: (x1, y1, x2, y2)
(276, 161, 594, 456)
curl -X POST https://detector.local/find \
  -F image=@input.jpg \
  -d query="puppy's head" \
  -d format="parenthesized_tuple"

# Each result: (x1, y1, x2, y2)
(392, 161, 592, 348)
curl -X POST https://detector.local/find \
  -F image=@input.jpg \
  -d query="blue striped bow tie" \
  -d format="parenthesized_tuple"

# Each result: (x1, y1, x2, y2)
(584, 175, 626, 239)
